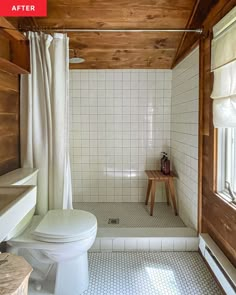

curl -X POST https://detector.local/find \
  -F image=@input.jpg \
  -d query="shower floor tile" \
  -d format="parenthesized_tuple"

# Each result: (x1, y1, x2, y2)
(73, 202, 186, 228)
(84, 252, 222, 295)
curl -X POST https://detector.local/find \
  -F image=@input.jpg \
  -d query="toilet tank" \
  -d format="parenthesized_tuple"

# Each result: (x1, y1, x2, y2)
(0, 168, 38, 239)
(0, 168, 38, 186)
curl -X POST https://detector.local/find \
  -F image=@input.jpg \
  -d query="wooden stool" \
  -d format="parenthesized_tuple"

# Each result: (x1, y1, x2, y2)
(145, 170, 178, 216)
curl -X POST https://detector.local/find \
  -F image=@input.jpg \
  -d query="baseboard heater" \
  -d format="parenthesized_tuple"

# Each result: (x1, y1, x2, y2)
(199, 234, 236, 295)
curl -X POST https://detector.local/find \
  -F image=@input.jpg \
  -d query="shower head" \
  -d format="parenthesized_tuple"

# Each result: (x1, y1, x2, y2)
(69, 57, 85, 64)
(69, 49, 85, 64)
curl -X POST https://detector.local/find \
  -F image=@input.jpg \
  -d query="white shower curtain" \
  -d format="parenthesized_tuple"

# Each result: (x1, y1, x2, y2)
(20, 32, 73, 215)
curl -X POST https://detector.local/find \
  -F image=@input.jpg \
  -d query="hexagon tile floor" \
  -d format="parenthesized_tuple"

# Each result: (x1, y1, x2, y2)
(83, 252, 223, 295)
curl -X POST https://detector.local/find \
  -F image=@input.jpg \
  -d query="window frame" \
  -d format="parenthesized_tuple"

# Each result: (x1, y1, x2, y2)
(217, 127, 236, 204)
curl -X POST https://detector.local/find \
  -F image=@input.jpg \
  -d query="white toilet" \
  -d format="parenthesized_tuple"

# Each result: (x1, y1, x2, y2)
(0, 168, 97, 295)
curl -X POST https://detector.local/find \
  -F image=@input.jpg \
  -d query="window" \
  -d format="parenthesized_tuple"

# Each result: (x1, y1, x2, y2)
(217, 128, 236, 203)
(211, 8, 236, 204)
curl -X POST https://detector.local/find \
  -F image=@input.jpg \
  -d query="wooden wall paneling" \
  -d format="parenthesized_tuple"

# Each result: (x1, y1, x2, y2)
(198, 0, 236, 267)
(10, 40, 30, 73)
(0, 134, 19, 161)
(198, 37, 204, 233)
(0, 70, 20, 176)
(0, 26, 21, 175)
(0, 113, 19, 136)
(0, 35, 10, 60)
(203, 38, 212, 137)
(0, 91, 18, 113)
(0, 70, 18, 92)
(202, 194, 236, 265)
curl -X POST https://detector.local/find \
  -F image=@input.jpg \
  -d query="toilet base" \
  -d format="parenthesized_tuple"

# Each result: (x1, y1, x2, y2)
(55, 252, 89, 295)
(8, 247, 90, 295)
(29, 279, 54, 295)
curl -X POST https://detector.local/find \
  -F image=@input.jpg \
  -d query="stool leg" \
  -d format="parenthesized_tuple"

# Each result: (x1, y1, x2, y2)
(145, 180, 152, 205)
(150, 181, 157, 216)
(165, 181, 170, 206)
(168, 178, 178, 215)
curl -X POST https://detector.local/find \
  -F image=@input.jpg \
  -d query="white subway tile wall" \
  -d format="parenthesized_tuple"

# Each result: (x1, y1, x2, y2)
(69, 70, 172, 202)
(171, 48, 199, 230)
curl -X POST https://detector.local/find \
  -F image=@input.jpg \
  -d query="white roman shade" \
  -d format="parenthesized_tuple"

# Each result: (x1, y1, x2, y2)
(211, 7, 236, 128)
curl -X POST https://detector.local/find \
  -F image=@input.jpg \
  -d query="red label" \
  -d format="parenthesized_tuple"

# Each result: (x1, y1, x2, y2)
(0, 0, 47, 16)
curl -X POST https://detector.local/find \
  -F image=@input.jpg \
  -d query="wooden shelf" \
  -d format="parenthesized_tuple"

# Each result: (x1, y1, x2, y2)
(0, 38, 30, 75)
(0, 57, 29, 74)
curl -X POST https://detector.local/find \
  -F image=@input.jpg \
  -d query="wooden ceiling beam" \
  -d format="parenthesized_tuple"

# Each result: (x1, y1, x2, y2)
(171, 0, 200, 68)
(171, 0, 224, 68)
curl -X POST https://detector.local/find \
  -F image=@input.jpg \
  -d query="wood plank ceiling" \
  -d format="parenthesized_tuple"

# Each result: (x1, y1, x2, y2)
(20, 0, 198, 69)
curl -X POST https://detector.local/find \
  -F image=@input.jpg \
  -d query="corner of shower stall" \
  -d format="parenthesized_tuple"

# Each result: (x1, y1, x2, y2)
(73, 201, 198, 252)
(69, 66, 200, 253)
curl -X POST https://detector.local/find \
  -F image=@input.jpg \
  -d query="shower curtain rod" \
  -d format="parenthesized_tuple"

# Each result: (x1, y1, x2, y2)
(20, 28, 203, 33)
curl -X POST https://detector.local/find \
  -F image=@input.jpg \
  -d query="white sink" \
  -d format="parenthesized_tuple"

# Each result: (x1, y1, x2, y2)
(0, 186, 36, 242)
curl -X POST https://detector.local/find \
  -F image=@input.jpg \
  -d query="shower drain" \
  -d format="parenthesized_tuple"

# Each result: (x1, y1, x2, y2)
(108, 218, 119, 224)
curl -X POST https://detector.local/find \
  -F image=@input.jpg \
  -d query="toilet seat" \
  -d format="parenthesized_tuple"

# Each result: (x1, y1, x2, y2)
(33, 209, 97, 243)
(8, 212, 97, 262)
(9, 210, 97, 248)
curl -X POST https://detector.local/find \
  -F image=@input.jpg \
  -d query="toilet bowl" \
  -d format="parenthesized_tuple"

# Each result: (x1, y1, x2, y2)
(0, 169, 97, 295)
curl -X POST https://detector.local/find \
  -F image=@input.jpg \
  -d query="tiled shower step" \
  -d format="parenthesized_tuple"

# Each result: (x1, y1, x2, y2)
(90, 227, 199, 252)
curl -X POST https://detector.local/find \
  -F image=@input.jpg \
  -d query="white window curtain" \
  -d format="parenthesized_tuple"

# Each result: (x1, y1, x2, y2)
(20, 32, 73, 215)
(211, 7, 236, 128)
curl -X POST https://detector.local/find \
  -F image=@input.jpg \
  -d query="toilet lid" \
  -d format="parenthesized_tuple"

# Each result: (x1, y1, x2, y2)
(33, 209, 97, 242)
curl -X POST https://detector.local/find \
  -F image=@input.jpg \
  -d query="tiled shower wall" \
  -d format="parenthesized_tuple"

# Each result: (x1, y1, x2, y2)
(69, 70, 172, 202)
(171, 47, 199, 230)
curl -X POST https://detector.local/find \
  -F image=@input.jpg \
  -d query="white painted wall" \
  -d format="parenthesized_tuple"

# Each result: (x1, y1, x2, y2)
(171, 47, 199, 230)
(69, 70, 172, 202)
